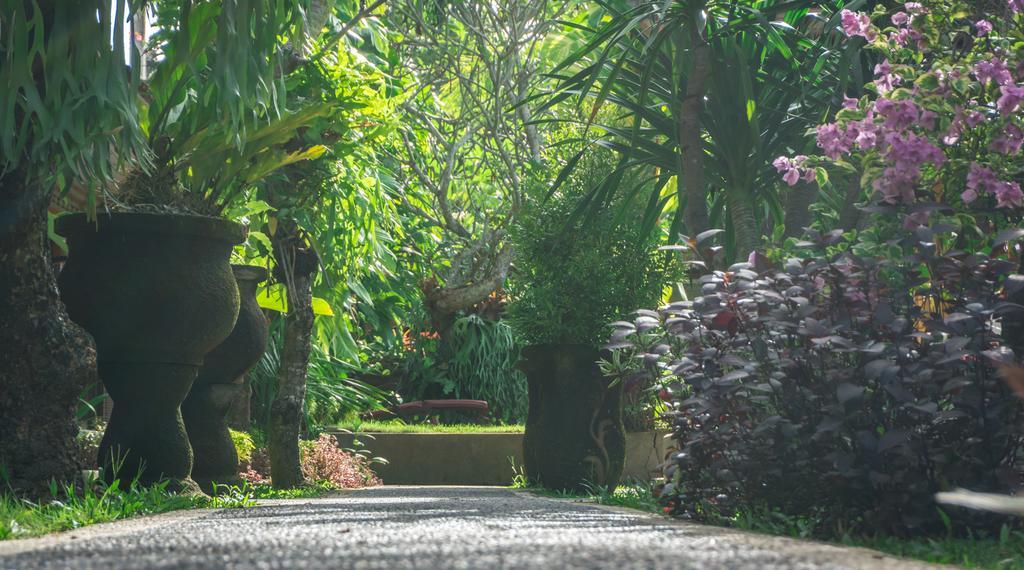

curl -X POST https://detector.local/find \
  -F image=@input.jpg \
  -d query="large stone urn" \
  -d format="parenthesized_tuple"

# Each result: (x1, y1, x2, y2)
(56, 213, 244, 490)
(182, 265, 269, 493)
(519, 344, 626, 492)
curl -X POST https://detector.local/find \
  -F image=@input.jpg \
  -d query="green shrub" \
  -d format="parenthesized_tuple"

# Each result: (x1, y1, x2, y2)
(507, 149, 675, 347)
(229, 429, 255, 465)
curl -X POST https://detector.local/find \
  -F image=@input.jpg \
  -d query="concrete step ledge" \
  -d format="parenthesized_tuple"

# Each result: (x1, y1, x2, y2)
(326, 430, 672, 485)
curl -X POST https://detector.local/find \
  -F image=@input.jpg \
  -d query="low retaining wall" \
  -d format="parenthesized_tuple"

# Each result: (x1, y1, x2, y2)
(326, 430, 672, 486)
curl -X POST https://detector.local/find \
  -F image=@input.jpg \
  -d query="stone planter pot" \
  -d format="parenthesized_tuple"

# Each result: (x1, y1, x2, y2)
(56, 213, 245, 490)
(182, 265, 269, 493)
(519, 344, 625, 492)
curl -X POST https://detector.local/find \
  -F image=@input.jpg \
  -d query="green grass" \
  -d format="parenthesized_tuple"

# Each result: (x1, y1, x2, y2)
(729, 508, 1024, 570)
(516, 477, 661, 514)
(0, 478, 214, 540)
(842, 532, 1024, 569)
(521, 477, 1023, 570)
(335, 420, 524, 434)
(0, 476, 344, 541)
(245, 481, 336, 499)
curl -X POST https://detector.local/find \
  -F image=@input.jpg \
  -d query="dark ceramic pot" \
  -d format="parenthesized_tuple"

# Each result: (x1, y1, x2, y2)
(56, 213, 245, 490)
(183, 265, 269, 493)
(519, 344, 625, 492)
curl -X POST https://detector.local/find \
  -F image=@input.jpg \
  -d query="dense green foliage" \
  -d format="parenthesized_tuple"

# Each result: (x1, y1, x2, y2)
(0, 1, 146, 196)
(10, 0, 1024, 559)
(508, 150, 675, 347)
(539, 0, 861, 259)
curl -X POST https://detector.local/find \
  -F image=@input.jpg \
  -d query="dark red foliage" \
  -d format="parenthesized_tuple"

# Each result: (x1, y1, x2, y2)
(610, 227, 1024, 536)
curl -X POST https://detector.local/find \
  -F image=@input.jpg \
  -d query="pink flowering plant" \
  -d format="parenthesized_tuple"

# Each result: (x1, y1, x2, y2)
(605, 0, 1024, 538)
(238, 434, 383, 489)
(778, 0, 1024, 228)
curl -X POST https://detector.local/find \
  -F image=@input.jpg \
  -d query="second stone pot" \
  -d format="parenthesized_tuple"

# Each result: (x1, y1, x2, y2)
(182, 265, 269, 493)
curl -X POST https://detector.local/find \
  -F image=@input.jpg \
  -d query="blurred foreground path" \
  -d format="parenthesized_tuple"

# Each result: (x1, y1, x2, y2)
(0, 486, 950, 569)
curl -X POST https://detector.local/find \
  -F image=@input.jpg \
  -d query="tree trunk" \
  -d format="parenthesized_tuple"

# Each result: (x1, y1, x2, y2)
(678, 6, 711, 238)
(0, 173, 97, 495)
(838, 174, 863, 232)
(421, 243, 513, 340)
(226, 374, 253, 431)
(727, 187, 759, 260)
(267, 222, 317, 489)
(783, 182, 819, 240)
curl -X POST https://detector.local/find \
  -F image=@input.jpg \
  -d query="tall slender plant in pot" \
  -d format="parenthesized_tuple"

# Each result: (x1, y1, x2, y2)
(54, 2, 323, 490)
(0, 1, 147, 494)
(507, 149, 675, 492)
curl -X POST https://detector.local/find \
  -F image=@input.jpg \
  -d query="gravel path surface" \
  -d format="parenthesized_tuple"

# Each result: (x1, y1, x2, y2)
(0, 486, 950, 570)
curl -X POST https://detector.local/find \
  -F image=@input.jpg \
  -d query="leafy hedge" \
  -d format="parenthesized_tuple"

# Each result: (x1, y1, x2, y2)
(609, 228, 1024, 535)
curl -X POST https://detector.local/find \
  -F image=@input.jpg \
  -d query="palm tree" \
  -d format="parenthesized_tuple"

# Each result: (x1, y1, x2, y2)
(538, 0, 861, 259)
(0, 1, 146, 493)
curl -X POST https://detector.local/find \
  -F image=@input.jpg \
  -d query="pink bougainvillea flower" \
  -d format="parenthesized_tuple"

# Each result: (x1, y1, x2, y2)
(967, 162, 998, 195)
(876, 98, 920, 131)
(891, 11, 909, 26)
(890, 28, 911, 46)
(873, 133, 946, 204)
(975, 58, 1013, 86)
(774, 156, 812, 186)
(991, 124, 1024, 154)
(840, 9, 877, 41)
(962, 187, 979, 204)
(1011, 0, 1024, 14)
(995, 181, 1024, 208)
(842, 97, 859, 109)
(920, 109, 938, 131)
(904, 2, 926, 14)
(873, 60, 901, 94)
(853, 116, 880, 149)
(816, 123, 851, 158)
(998, 84, 1024, 115)
(975, 20, 993, 36)
(962, 163, 1022, 208)
(943, 119, 964, 146)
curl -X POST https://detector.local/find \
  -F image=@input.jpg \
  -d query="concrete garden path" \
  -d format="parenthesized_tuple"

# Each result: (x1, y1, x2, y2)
(0, 486, 950, 569)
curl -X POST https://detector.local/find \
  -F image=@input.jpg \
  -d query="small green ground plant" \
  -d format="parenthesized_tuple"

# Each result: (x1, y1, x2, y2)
(443, 315, 528, 424)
